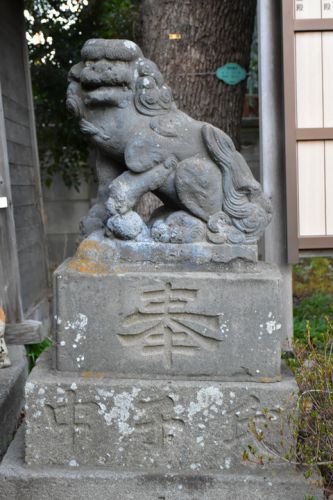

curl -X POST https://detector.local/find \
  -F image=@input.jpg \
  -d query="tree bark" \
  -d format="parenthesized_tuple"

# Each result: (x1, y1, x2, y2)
(135, 0, 256, 218)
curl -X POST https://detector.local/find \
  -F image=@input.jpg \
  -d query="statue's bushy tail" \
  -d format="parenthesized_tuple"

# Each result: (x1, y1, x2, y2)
(202, 124, 272, 240)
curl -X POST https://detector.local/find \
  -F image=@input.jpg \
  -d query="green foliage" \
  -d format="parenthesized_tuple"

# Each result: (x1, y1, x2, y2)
(294, 294, 333, 348)
(292, 260, 333, 490)
(293, 258, 333, 298)
(24, 0, 138, 190)
(27, 336, 53, 369)
(245, 258, 333, 492)
(293, 258, 333, 348)
(246, 327, 333, 489)
(294, 328, 333, 489)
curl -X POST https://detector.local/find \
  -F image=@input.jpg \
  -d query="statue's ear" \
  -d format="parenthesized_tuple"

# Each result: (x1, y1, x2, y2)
(67, 63, 85, 118)
(66, 79, 85, 119)
(134, 78, 173, 116)
(68, 62, 84, 82)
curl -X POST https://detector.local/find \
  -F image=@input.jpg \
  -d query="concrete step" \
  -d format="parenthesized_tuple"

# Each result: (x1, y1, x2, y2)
(0, 426, 322, 500)
(0, 346, 28, 460)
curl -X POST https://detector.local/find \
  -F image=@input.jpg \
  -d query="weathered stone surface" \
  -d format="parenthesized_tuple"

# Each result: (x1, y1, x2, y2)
(0, 427, 323, 500)
(0, 346, 28, 459)
(71, 230, 258, 265)
(26, 350, 291, 470)
(67, 39, 272, 246)
(55, 259, 282, 379)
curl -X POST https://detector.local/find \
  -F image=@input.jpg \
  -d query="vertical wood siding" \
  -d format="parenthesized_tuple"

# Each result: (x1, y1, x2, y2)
(0, 0, 48, 313)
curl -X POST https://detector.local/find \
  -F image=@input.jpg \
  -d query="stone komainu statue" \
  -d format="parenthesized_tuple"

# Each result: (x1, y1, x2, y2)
(67, 39, 272, 245)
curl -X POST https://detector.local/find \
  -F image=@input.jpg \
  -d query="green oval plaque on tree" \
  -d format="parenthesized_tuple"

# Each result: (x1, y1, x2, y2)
(216, 63, 247, 85)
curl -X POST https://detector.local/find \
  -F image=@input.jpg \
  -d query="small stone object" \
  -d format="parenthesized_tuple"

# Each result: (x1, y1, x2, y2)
(151, 210, 207, 243)
(107, 211, 149, 241)
(67, 39, 272, 247)
(0, 308, 11, 368)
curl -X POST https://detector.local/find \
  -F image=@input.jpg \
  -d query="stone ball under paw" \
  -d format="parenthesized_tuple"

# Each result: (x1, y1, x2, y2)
(107, 211, 147, 240)
(151, 221, 171, 243)
(152, 211, 206, 243)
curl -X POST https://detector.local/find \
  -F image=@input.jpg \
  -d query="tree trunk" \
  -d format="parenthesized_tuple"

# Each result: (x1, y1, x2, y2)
(135, 0, 256, 219)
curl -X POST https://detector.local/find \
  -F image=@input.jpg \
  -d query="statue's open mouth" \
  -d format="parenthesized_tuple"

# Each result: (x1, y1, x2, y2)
(80, 64, 133, 88)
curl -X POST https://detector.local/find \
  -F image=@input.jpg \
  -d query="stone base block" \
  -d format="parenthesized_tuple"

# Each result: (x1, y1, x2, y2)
(0, 346, 28, 459)
(27, 351, 293, 472)
(55, 260, 282, 380)
(0, 427, 323, 500)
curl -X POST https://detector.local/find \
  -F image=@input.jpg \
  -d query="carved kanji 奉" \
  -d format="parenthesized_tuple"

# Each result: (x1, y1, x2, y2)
(67, 39, 272, 245)
(119, 282, 223, 368)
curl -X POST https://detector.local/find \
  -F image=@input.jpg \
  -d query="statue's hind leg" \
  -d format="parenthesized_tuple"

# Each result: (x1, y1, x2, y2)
(175, 157, 223, 221)
(148, 158, 224, 244)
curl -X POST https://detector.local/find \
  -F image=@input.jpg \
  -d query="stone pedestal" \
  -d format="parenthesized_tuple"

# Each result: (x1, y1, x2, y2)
(0, 346, 28, 459)
(0, 351, 321, 499)
(55, 258, 282, 380)
(25, 350, 293, 470)
(0, 427, 321, 500)
(0, 244, 323, 499)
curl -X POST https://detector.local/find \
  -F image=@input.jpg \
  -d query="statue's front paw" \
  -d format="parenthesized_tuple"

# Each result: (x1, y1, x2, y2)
(79, 118, 100, 137)
(106, 192, 132, 215)
(106, 195, 130, 216)
(107, 211, 149, 241)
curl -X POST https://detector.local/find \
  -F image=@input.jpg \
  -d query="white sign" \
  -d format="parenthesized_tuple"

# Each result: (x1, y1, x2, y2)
(295, 0, 321, 19)
(0, 197, 8, 208)
(322, 0, 333, 18)
(295, 0, 333, 19)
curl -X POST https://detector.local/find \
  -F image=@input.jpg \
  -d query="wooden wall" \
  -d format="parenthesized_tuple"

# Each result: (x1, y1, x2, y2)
(0, 0, 48, 314)
(282, 0, 333, 259)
